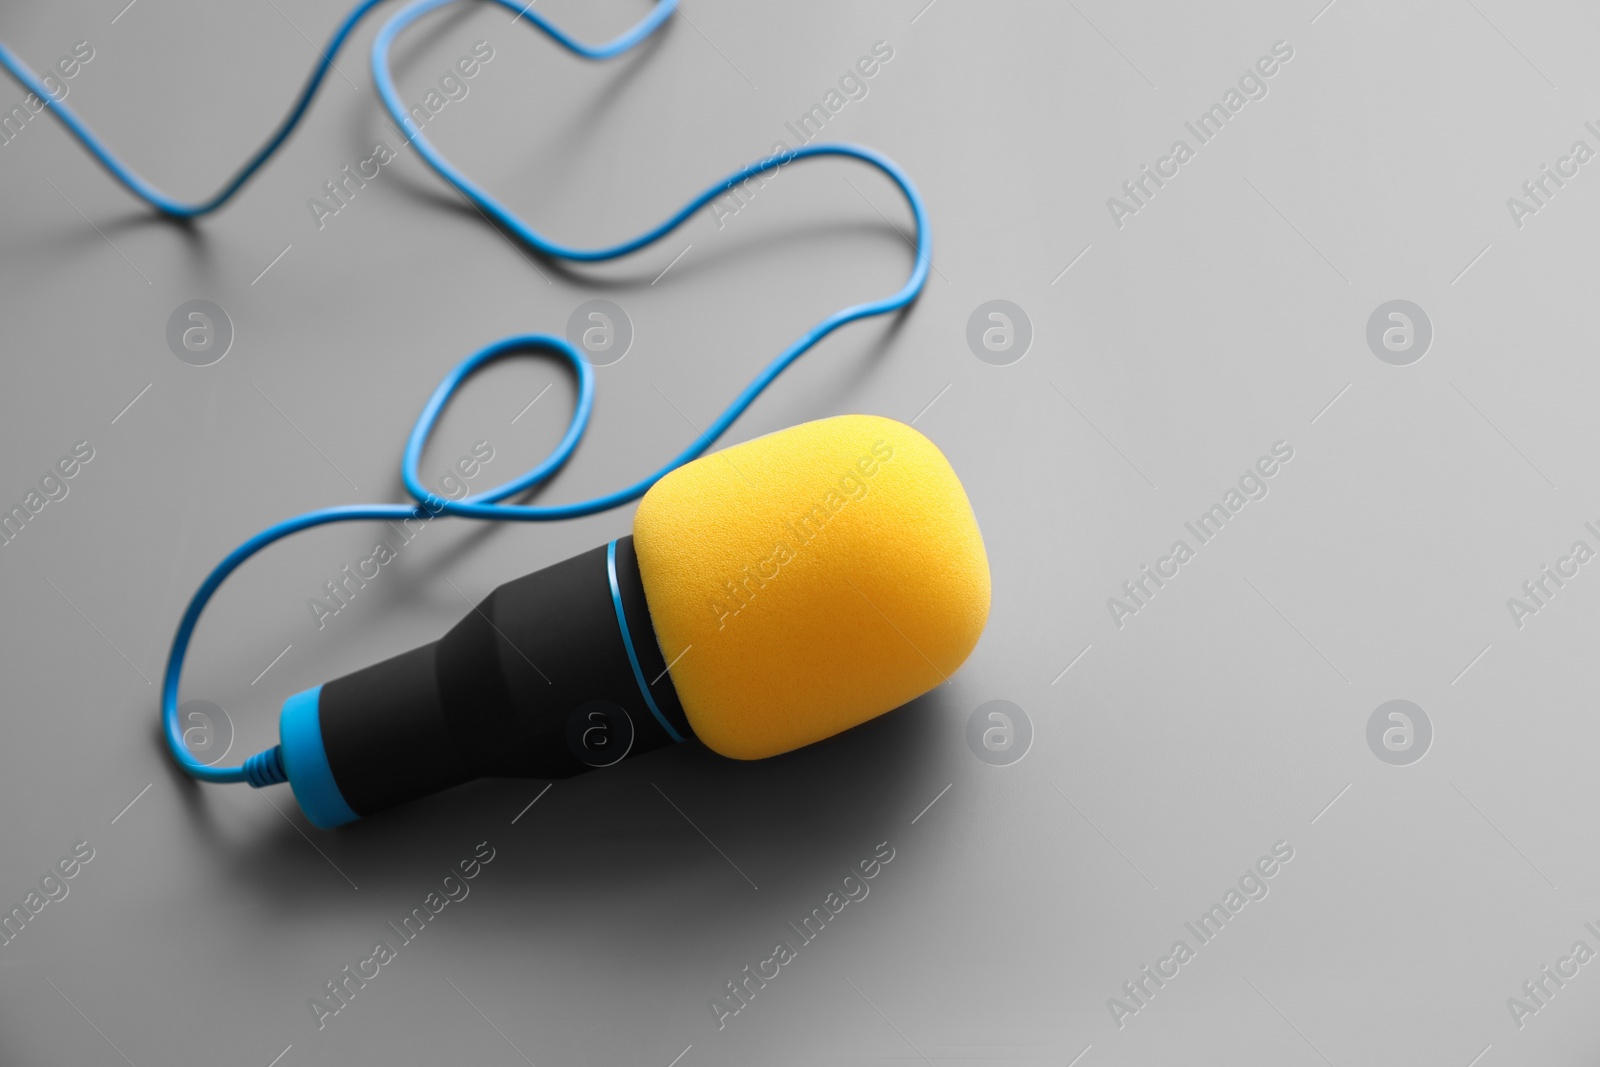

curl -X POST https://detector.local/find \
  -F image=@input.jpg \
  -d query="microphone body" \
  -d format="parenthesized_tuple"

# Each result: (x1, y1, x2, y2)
(280, 537, 684, 827)
(278, 415, 990, 828)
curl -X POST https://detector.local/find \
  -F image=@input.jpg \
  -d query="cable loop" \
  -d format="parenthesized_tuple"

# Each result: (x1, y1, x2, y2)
(0, 0, 930, 785)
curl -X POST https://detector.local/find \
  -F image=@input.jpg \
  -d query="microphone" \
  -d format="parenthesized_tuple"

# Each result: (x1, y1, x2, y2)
(275, 414, 990, 827)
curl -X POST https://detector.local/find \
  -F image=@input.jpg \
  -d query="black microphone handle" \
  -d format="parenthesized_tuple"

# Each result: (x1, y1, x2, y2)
(302, 536, 694, 822)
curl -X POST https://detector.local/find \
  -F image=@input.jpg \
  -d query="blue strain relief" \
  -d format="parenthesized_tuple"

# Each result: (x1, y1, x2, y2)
(241, 745, 288, 788)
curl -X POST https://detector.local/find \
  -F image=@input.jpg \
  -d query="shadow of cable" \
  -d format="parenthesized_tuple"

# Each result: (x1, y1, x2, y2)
(158, 676, 952, 936)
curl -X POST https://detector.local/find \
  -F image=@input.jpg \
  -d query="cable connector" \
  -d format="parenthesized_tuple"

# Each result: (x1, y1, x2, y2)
(242, 745, 288, 788)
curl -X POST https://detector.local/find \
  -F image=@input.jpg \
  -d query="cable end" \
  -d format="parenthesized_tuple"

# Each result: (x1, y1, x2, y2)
(243, 745, 288, 788)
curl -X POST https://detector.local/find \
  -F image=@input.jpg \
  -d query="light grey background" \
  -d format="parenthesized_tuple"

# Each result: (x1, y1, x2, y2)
(0, 0, 1594, 1063)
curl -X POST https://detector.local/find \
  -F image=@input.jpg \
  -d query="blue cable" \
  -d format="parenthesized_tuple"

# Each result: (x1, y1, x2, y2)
(0, 0, 391, 217)
(0, 0, 929, 786)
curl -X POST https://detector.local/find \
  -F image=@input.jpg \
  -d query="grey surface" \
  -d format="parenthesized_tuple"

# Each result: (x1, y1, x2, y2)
(0, 0, 1595, 1063)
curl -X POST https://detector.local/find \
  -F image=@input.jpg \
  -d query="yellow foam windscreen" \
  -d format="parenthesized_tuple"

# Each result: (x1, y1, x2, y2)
(632, 414, 990, 759)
